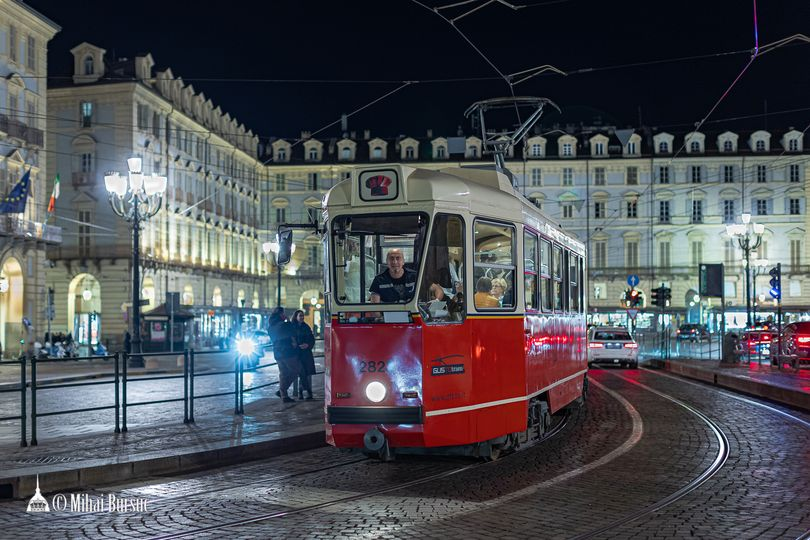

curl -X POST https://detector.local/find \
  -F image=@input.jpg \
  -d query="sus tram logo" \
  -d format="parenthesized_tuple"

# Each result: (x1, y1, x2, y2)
(431, 354, 466, 376)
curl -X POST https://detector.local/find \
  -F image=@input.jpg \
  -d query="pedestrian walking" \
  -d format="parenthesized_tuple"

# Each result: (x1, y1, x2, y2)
(124, 331, 132, 354)
(268, 307, 301, 402)
(292, 310, 316, 400)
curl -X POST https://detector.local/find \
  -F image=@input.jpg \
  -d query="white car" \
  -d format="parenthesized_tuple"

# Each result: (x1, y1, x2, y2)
(588, 326, 639, 369)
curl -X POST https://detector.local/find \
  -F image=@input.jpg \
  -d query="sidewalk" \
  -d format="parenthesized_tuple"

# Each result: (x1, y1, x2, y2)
(0, 387, 326, 499)
(647, 357, 810, 411)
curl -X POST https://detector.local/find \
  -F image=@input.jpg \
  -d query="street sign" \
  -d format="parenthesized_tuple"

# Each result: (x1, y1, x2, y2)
(699, 264, 724, 297)
(627, 274, 640, 287)
(626, 309, 638, 320)
(139, 299, 150, 306)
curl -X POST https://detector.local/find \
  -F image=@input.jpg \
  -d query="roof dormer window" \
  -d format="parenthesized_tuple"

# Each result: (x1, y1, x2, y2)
(789, 139, 799, 152)
(562, 143, 572, 156)
(690, 141, 700, 153)
(436, 146, 446, 159)
(372, 147, 383, 159)
(594, 142, 604, 156)
(723, 140, 733, 152)
(756, 140, 766, 152)
(627, 142, 637, 155)
(84, 55, 94, 75)
(277, 148, 286, 161)
(468, 146, 477, 158)
(531, 143, 542, 157)
(341, 147, 351, 160)
(405, 146, 414, 159)
(308, 148, 318, 161)
(658, 141, 668, 153)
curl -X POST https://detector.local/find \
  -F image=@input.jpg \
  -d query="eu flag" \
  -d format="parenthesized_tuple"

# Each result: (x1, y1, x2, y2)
(0, 169, 31, 214)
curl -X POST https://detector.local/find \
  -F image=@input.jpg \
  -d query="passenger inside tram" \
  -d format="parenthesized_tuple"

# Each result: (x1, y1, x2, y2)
(418, 215, 465, 322)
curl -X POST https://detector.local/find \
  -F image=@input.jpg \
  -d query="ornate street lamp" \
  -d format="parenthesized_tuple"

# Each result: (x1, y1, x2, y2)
(104, 158, 167, 364)
(726, 212, 765, 328)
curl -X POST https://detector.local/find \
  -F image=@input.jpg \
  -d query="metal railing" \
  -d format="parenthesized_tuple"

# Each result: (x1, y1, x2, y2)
(17, 343, 325, 445)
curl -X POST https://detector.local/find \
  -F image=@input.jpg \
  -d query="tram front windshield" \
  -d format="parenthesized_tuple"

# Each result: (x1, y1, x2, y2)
(332, 213, 427, 305)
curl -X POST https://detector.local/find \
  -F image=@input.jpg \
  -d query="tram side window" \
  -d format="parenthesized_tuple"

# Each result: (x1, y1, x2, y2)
(570, 252, 580, 313)
(524, 231, 538, 310)
(553, 245, 563, 311)
(578, 255, 585, 313)
(473, 220, 515, 309)
(540, 239, 552, 311)
(418, 214, 466, 323)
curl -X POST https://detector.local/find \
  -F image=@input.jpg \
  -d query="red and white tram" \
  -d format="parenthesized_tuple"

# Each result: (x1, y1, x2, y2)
(322, 164, 587, 458)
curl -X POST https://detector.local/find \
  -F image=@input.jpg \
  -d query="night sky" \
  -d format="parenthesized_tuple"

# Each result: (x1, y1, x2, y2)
(27, 0, 810, 141)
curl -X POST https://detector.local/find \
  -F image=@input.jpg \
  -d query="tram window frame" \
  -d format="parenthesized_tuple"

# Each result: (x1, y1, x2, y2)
(553, 244, 564, 312)
(472, 219, 516, 311)
(569, 251, 579, 313)
(523, 230, 539, 311)
(540, 238, 552, 312)
(578, 253, 585, 313)
(418, 213, 466, 324)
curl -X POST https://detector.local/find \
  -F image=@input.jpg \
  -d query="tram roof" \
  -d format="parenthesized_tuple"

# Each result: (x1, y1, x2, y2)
(324, 163, 584, 253)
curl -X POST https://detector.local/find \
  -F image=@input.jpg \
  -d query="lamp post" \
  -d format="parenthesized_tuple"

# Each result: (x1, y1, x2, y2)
(726, 212, 765, 329)
(104, 158, 167, 365)
(262, 238, 295, 307)
(751, 257, 769, 325)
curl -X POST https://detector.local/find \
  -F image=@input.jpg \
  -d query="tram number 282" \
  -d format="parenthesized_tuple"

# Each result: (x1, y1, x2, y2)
(358, 361, 387, 373)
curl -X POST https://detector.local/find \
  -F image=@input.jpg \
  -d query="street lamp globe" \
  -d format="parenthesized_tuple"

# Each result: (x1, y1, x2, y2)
(82, 288, 92, 301)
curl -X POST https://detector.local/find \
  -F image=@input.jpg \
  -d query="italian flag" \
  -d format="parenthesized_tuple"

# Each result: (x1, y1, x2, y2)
(47, 174, 59, 214)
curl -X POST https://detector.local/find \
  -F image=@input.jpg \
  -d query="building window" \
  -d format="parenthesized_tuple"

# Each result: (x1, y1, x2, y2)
(791, 239, 802, 268)
(723, 165, 734, 183)
(275, 174, 286, 191)
(625, 241, 639, 268)
(659, 241, 671, 268)
(562, 167, 573, 186)
(276, 208, 286, 223)
(658, 141, 669, 153)
(594, 142, 604, 155)
(83, 55, 93, 75)
(690, 140, 700, 153)
(627, 142, 636, 155)
(594, 241, 606, 268)
(594, 201, 605, 219)
(468, 146, 477, 158)
(691, 200, 703, 223)
(690, 166, 702, 183)
(756, 164, 767, 183)
(26, 36, 35, 71)
(562, 143, 572, 156)
(755, 140, 766, 152)
(594, 167, 605, 186)
(531, 168, 541, 186)
(9, 26, 17, 62)
(626, 166, 638, 185)
(691, 241, 703, 265)
(341, 147, 351, 160)
(405, 147, 414, 159)
(659, 201, 671, 223)
(626, 200, 638, 218)
(137, 104, 149, 130)
(756, 199, 768, 215)
(790, 164, 800, 183)
(276, 148, 287, 161)
(78, 210, 91, 257)
(80, 153, 93, 173)
(372, 147, 383, 159)
(308, 148, 318, 161)
(723, 200, 735, 223)
(308, 172, 319, 191)
(436, 146, 446, 158)
(562, 204, 573, 219)
(658, 166, 670, 184)
(152, 111, 161, 138)
(531, 143, 542, 157)
(725, 240, 735, 265)
(789, 138, 799, 152)
(723, 140, 733, 152)
(790, 198, 801, 215)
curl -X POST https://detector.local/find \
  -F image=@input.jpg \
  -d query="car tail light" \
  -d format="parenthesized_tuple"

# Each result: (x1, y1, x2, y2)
(797, 336, 810, 345)
(589, 343, 604, 348)
(624, 343, 638, 349)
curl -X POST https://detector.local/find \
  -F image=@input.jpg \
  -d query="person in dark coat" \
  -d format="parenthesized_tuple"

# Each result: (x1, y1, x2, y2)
(124, 331, 132, 354)
(268, 307, 300, 402)
(292, 310, 316, 400)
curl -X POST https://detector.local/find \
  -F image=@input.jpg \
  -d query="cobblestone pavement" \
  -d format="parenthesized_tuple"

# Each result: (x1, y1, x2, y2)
(2, 367, 809, 539)
(0, 353, 324, 443)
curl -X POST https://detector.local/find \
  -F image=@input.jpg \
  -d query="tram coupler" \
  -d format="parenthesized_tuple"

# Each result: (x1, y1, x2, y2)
(363, 427, 395, 462)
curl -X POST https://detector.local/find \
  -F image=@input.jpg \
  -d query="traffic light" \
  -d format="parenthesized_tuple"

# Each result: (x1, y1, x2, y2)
(769, 265, 781, 300)
(651, 287, 661, 307)
(629, 289, 640, 308)
(276, 226, 293, 265)
(662, 287, 672, 307)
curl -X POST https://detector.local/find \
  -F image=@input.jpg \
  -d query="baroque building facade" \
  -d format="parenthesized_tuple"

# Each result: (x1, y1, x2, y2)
(265, 125, 808, 331)
(47, 43, 267, 351)
(0, 1, 59, 358)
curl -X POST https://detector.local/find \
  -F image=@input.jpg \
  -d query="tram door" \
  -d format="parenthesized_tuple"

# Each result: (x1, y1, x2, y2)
(417, 214, 471, 420)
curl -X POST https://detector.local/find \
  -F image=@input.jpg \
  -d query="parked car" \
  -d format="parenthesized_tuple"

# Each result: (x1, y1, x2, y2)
(676, 324, 710, 342)
(588, 326, 638, 369)
(779, 321, 810, 367)
(739, 328, 777, 356)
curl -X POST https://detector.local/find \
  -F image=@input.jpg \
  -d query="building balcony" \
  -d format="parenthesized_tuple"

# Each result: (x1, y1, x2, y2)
(72, 171, 95, 188)
(0, 116, 44, 147)
(0, 216, 61, 245)
(48, 245, 130, 260)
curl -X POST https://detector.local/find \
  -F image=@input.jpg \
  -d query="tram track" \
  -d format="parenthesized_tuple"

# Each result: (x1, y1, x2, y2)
(145, 412, 572, 540)
(571, 370, 731, 539)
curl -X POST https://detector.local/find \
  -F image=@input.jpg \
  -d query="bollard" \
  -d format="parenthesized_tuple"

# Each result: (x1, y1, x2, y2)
(122, 352, 128, 432)
(114, 351, 120, 433)
(19, 355, 26, 447)
(30, 355, 37, 446)
(189, 349, 195, 423)
(183, 349, 189, 423)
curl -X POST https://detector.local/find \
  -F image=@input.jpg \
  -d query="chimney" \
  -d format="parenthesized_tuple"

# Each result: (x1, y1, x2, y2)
(340, 113, 348, 133)
(364, 129, 371, 140)
(300, 130, 311, 140)
(427, 128, 433, 138)
(350, 131, 356, 139)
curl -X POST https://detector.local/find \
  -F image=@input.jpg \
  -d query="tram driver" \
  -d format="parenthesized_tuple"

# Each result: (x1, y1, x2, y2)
(369, 249, 417, 303)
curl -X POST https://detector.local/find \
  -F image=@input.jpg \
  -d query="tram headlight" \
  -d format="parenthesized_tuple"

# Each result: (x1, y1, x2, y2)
(365, 381, 386, 403)
(236, 337, 256, 357)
